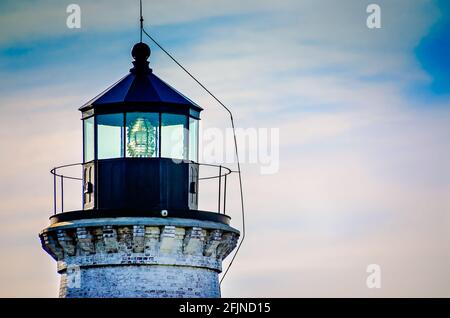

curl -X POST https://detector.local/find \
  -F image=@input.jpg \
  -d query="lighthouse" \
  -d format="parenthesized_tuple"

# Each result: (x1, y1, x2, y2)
(39, 41, 240, 298)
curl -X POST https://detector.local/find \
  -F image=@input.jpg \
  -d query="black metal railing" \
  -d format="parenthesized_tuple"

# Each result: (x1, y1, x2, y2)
(50, 163, 83, 214)
(197, 163, 232, 215)
(50, 161, 233, 215)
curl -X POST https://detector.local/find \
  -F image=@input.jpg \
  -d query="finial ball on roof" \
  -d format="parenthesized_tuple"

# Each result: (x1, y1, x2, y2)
(132, 42, 151, 61)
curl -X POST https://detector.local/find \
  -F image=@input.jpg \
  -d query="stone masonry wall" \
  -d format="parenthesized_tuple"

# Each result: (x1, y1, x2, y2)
(60, 265, 220, 298)
(39, 217, 239, 298)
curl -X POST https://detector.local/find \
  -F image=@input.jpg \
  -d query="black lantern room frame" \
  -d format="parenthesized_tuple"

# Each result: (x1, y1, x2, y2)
(80, 101, 201, 211)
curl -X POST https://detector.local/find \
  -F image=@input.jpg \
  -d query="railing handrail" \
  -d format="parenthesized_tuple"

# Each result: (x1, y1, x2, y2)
(50, 161, 234, 181)
(196, 162, 232, 180)
(50, 160, 236, 215)
(50, 162, 83, 181)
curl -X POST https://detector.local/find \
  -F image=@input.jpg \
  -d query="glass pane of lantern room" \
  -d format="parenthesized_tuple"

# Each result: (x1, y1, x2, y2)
(83, 117, 95, 162)
(161, 114, 188, 160)
(189, 118, 199, 162)
(97, 114, 124, 159)
(126, 112, 159, 157)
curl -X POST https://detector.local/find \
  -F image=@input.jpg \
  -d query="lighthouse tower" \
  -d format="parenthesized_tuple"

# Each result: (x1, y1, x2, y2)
(39, 42, 239, 298)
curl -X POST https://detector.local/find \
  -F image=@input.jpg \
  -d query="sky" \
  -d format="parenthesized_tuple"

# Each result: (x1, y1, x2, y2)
(0, 0, 449, 297)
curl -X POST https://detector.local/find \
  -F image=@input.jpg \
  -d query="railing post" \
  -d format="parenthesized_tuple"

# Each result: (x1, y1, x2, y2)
(53, 172, 56, 215)
(60, 175, 64, 213)
(218, 166, 222, 214)
(223, 174, 227, 214)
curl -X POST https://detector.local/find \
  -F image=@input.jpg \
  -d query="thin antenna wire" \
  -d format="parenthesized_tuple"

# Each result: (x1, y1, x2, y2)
(139, 0, 143, 43)
(141, 28, 246, 284)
